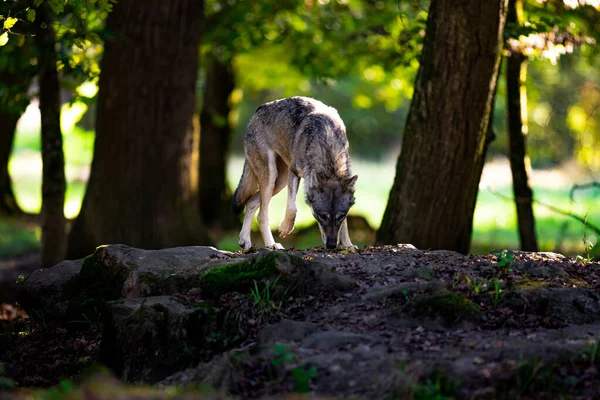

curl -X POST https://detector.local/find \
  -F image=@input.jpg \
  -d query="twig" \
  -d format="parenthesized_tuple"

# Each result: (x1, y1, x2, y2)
(487, 186, 600, 236)
(569, 182, 600, 202)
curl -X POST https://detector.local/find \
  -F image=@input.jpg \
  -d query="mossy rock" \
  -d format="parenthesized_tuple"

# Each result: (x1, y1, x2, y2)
(405, 291, 480, 327)
(200, 251, 355, 299)
(200, 253, 281, 298)
(77, 244, 233, 301)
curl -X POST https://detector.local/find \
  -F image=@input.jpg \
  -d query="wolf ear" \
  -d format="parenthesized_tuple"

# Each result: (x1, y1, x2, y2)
(342, 175, 358, 193)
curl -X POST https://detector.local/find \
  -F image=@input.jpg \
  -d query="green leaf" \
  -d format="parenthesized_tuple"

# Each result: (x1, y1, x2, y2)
(0, 32, 8, 47)
(27, 9, 36, 23)
(3, 17, 18, 30)
(34, 0, 44, 6)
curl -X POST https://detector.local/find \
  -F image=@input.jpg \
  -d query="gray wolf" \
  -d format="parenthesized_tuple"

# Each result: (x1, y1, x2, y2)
(232, 96, 358, 251)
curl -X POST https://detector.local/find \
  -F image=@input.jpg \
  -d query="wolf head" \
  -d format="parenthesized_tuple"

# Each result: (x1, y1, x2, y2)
(306, 174, 358, 249)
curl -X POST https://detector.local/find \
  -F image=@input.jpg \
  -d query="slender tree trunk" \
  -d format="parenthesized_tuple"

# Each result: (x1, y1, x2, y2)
(0, 106, 24, 215)
(199, 56, 236, 230)
(506, 0, 538, 251)
(376, 0, 508, 253)
(67, 0, 210, 259)
(35, 8, 67, 267)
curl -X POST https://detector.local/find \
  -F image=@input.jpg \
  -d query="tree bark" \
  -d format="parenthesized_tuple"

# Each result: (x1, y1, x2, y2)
(376, 0, 508, 253)
(506, 0, 538, 251)
(67, 0, 210, 259)
(35, 8, 67, 267)
(0, 105, 24, 216)
(199, 56, 236, 230)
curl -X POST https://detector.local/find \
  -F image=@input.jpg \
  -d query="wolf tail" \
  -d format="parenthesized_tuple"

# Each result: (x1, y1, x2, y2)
(232, 159, 257, 215)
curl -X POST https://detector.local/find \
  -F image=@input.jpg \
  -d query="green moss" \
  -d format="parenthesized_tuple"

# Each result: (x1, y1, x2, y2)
(515, 277, 551, 291)
(407, 291, 480, 326)
(200, 253, 281, 298)
(78, 246, 130, 300)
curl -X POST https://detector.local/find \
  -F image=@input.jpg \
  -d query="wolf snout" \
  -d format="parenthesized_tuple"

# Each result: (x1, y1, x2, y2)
(326, 239, 337, 249)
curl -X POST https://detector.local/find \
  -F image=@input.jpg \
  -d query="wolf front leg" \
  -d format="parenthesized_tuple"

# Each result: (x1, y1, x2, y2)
(279, 170, 300, 238)
(338, 218, 358, 250)
(258, 151, 284, 250)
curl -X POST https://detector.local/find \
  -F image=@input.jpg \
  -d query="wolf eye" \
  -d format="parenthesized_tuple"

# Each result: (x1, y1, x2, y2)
(336, 213, 346, 221)
(318, 213, 329, 221)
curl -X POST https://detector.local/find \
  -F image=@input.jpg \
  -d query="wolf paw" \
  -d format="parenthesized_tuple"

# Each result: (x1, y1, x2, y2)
(278, 219, 296, 238)
(238, 238, 253, 252)
(266, 243, 285, 251)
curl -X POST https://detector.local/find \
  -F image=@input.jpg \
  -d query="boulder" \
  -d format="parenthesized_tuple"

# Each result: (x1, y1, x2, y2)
(79, 245, 233, 300)
(199, 251, 355, 298)
(101, 296, 217, 383)
(503, 286, 600, 324)
(18, 259, 82, 320)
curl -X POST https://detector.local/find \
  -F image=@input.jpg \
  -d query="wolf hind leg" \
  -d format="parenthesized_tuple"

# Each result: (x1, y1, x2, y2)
(338, 218, 357, 250)
(257, 150, 284, 250)
(279, 170, 300, 238)
(239, 193, 260, 252)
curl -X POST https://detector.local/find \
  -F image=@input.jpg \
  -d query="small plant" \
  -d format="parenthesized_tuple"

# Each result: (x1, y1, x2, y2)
(271, 344, 295, 366)
(269, 345, 317, 393)
(249, 276, 282, 315)
(70, 310, 103, 332)
(16, 275, 25, 284)
(492, 250, 515, 275)
(576, 213, 594, 264)
(588, 334, 600, 365)
(464, 276, 486, 294)
(490, 279, 503, 309)
(291, 366, 317, 393)
(413, 377, 457, 400)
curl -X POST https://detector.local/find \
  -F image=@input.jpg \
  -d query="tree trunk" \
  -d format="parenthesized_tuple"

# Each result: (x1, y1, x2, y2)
(376, 0, 508, 253)
(506, 0, 538, 252)
(199, 56, 236, 230)
(35, 8, 67, 267)
(0, 106, 24, 216)
(67, 0, 210, 259)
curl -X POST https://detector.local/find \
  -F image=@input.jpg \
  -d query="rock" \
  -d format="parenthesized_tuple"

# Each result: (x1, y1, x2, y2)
(80, 244, 233, 300)
(296, 348, 397, 398)
(504, 287, 600, 324)
(362, 281, 448, 303)
(257, 319, 319, 345)
(402, 290, 481, 327)
(301, 331, 388, 354)
(101, 296, 217, 383)
(18, 259, 82, 320)
(163, 336, 396, 399)
(199, 252, 355, 298)
(413, 266, 435, 280)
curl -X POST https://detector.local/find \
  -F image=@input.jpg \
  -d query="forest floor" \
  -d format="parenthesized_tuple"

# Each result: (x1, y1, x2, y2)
(2, 244, 600, 399)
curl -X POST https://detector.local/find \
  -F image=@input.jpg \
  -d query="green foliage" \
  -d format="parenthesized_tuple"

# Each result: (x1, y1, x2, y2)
(291, 366, 317, 393)
(249, 276, 282, 315)
(413, 377, 457, 400)
(269, 344, 318, 393)
(200, 253, 281, 298)
(492, 250, 515, 277)
(575, 212, 594, 263)
(490, 279, 503, 309)
(407, 291, 480, 327)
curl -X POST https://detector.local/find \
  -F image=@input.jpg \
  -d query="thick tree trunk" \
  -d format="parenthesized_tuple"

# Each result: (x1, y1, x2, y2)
(199, 56, 236, 230)
(35, 8, 67, 267)
(506, 0, 538, 251)
(0, 107, 23, 215)
(376, 0, 508, 253)
(67, 0, 210, 259)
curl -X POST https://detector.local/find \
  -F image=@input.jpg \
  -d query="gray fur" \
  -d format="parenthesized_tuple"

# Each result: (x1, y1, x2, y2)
(232, 96, 358, 251)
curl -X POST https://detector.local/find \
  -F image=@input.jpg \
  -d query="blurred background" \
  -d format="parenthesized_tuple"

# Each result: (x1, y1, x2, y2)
(1, 0, 599, 264)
